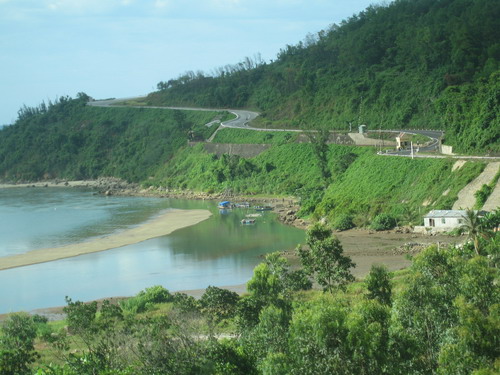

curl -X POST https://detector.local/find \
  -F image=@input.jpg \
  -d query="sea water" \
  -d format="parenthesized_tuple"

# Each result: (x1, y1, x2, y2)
(0, 188, 304, 313)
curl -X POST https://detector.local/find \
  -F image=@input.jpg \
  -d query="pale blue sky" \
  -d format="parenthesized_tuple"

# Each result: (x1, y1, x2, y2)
(0, 0, 383, 125)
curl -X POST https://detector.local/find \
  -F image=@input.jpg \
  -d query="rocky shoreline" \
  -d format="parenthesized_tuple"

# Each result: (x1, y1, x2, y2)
(0, 177, 310, 230)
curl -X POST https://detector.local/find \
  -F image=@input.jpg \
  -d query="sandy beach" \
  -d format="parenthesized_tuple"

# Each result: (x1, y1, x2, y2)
(0, 208, 212, 271)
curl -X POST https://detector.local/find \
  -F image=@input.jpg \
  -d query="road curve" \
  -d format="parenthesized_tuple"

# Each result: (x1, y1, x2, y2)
(89, 97, 463, 156)
(87, 97, 259, 129)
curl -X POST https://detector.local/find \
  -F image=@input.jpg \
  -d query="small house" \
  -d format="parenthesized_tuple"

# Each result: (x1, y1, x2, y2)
(422, 210, 487, 231)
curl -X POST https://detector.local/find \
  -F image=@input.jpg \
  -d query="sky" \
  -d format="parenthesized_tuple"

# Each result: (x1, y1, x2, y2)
(0, 0, 383, 126)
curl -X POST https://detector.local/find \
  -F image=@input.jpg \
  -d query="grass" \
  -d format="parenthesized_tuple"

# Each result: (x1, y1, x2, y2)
(212, 127, 299, 144)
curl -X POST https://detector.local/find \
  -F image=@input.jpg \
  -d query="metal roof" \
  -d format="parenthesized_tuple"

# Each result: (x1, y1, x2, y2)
(424, 210, 487, 218)
(424, 210, 467, 218)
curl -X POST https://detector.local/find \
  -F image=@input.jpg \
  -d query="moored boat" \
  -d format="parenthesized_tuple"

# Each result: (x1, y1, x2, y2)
(218, 201, 233, 209)
(254, 205, 273, 211)
(234, 202, 251, 208)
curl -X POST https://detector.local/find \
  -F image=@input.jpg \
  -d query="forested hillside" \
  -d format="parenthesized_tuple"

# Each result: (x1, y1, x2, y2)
(147, 0, 500, 154)
(0, 94, 225, 181)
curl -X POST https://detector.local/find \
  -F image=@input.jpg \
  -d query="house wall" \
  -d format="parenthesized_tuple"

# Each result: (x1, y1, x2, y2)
(424, 216, 463, 229)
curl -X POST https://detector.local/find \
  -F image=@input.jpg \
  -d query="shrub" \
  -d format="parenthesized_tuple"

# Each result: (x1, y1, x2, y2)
(138, 285, 173, 304)
(332, 214, 355, 231)
(474, 184, 492, 209)
(371, 213, 397, 231)
(120, 285, 173, 314)
(172, 292, 200, 313)
(200, 286, 240, 322)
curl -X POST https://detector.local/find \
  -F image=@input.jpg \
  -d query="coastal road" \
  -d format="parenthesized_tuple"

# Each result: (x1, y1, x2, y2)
(88, 97, 451, 154)
(87, 97, 259, 129)
(382, 129, 444, 156)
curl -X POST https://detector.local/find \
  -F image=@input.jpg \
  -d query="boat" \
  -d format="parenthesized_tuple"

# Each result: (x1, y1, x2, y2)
(254, 205, 273, 211)
(234, 202, 251, 208)
(218, 201, 233, 209)
(246, 213, 262, 218)
(241, 219, 256, 225)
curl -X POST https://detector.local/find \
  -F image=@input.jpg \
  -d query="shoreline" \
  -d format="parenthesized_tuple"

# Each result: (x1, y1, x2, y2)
(0, 178, 309, 229)
(0, 208, 212, 271)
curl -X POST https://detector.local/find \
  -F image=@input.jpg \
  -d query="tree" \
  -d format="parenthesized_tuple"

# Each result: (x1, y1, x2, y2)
(297, 223, 355, 292)
(306, 128, 331, 183)
(365, 264, 392, 306)
(199, 286, 240, 324)
(63, 297, 97, 337)
(459, 209, 488, 255)
(0, 313, 38, 375)
(240, 252, 311, 329)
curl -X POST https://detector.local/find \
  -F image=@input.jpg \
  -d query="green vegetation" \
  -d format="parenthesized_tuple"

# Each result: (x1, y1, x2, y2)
(0, 94, 222, 182)
(2, 227, 498, 374)
(212, 128, 298, 144)
(297, 223, 355, 292)
(147, 0, 500, 154)
(370, 213, 397, 231)
(475, 170, 500, 209)
(150, 141, 485, 225)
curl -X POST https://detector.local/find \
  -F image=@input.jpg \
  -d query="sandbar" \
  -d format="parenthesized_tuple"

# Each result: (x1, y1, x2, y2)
(0, 209, 212, 271)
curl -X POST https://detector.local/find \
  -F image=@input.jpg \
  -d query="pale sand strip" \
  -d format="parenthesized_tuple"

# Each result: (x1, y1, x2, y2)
(0, 209, 212, 271)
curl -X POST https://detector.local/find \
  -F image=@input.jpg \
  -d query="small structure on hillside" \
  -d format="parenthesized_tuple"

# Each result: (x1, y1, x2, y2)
(396, 132, 411, 150)
(358, 125, 367, 134)
(416, 209, 487, 233)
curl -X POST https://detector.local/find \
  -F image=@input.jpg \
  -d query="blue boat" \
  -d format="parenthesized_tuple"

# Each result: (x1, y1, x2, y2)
(218, 201, 232, 209)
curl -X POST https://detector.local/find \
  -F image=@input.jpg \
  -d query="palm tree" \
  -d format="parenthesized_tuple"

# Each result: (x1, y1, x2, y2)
(459, 209, 488, 255)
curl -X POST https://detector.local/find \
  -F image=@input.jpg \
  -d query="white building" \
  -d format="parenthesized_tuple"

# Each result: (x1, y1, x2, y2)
(418, 209, 486, 232)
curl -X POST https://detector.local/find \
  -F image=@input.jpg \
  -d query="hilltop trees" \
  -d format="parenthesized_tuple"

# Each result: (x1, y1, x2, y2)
(148, 0, 500, 154)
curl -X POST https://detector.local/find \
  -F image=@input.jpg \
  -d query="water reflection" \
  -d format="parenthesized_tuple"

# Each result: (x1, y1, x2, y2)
(0, 189, 304, 313)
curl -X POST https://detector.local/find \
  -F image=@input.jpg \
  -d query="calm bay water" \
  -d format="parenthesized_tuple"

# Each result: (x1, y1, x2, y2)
(0, 188, 304, 313)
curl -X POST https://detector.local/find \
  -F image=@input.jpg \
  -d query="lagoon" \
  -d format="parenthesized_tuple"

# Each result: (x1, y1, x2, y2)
(0, 188, 304, 313)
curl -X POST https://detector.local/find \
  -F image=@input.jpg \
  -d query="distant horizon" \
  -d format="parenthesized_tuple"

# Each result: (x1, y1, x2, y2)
(0, 0, 387, 126)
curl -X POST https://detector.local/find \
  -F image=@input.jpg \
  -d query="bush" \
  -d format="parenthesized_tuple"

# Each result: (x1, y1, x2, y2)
(138, 285, 173, 304)
(120, 285, 173, 314)
(371, 213, 397, 231)
(172, 292, 200, 313)
(332, 214, 355, 231)
(474, 184, 492, 209)
(200, 286, 240, 323)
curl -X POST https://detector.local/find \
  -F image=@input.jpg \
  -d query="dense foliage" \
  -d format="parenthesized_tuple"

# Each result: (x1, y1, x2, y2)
(0, 94, 223, 182)
(2, 228, 498, 374)
(147, 0, 500, 154)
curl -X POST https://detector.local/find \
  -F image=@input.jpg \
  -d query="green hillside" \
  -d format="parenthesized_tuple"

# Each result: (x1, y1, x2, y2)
(0, 0, 497, 224)
(146, 0, 500, 155)
(0, 94, 225, 182)
(149, 140, 485, 224)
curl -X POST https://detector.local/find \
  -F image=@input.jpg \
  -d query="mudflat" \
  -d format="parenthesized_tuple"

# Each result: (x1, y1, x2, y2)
(0, 209, 212, 271)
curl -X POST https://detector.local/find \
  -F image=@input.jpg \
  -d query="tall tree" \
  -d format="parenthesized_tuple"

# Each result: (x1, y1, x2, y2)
(297, 223, 355, 292)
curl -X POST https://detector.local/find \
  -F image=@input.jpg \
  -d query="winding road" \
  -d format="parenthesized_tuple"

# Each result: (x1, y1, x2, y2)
(88, 97, 499, 161)
(88, 97, 259, 129)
